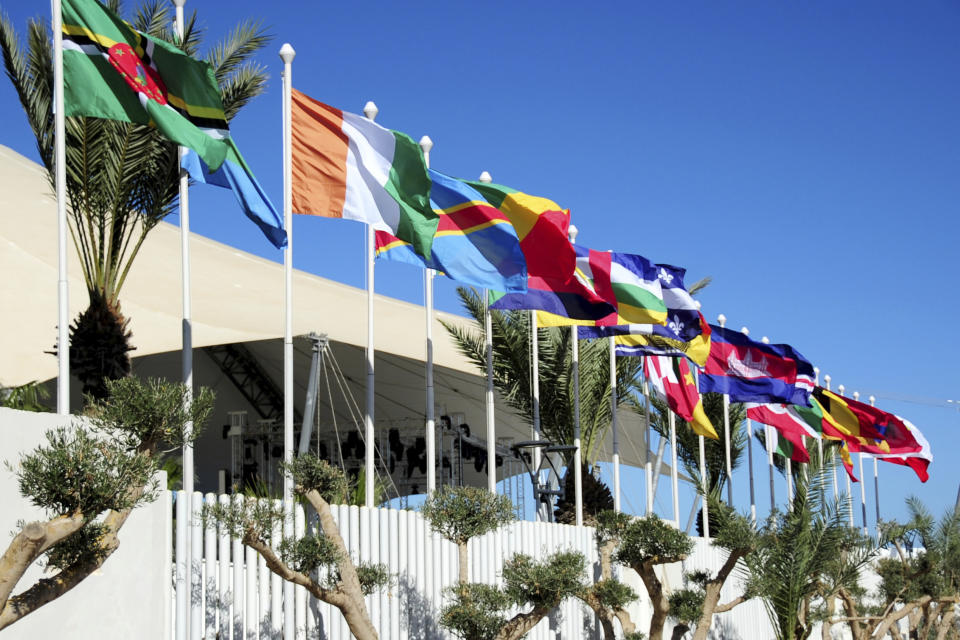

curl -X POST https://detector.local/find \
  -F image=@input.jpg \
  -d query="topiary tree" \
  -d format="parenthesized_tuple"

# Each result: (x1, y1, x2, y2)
(205, 455, 387, 640)
(440, 550, 588, 640)
(0, 377, 212, 630)
(554, 463, 615, 526)
(579, 510, 640, 639)
(611, 513, 694, 640)
(421, 485, 515, 583)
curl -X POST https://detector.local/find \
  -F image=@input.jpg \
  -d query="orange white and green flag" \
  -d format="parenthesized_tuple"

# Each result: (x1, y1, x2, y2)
(290, 88, 438, 258)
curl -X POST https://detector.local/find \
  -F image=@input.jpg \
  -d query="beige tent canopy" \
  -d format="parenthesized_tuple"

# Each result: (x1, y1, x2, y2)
(0, 144, 686, 497)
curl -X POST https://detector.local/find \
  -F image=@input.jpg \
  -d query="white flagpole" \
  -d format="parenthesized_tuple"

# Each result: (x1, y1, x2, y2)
(838, 383, 855, 527)
(171, 3, 196, 637)
(870, 395, 880, 536)
(643, 362, 654, 515)
(362, 101, 378, 508)
(478, 170, 497, 495)
(766, 424, 776, 512)
(279, 42, 296, 640)
(717, 314, 733, 506)
(746, 417, 756, 523)
(609, 337, 620, 512)
(854, 391, 868, 536)
(420, 136, 437, 495)
(824, 374, 839, 500)
(815, 367, 824, 470)
(568, 225, 583, 527)
(698, 434, 709, 537)
(669, 411, 680, 528)
(52, 0, 69, 416)
(531, 309, 544, 520)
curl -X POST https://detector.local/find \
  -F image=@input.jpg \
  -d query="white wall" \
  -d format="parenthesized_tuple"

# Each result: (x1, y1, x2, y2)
(0, 407, 171, 640)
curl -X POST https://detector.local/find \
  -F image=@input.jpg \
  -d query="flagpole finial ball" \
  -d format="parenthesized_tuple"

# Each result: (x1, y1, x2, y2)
(838, 384, 845, 395)
(741, 327, 749, 336)
(419, 136, 433, 153)
(869, 395, 876, 405)
(761, 336, 769, 344)
(478, 171, 493, 183)
(824, 374, 831, 385)
(172, 0, 186, 7)
(695, 301, 702, 310)
(279, 43, 296, 64)
(363, 101, 379, 121)
(853, 391, 860, 401)
(717, 313, 726, 327)
(568, 225, 579, 243)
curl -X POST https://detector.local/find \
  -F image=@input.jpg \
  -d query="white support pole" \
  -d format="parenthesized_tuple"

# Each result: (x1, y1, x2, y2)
(838, 383, 855, 527)
(420, 136, 437, 495)
(610, 337, 620, 512)
(172, 4, 195, 637)
(746, 418, 756, 524)
(786, 457, 794, 506)
(568, 224, 583, 527)
(52, 0, 69, 416)
(824, 374, 839, 499)
(669, 411, 680, 528)
(363, 101, 379, 508)
(854, 391, 868, 536)
(279, 42, 296, 640)
(718, 315, 733, 506)
(478, 170, 497, 496)
(870, 395, 880, 535)
(698, 434, 709, 537)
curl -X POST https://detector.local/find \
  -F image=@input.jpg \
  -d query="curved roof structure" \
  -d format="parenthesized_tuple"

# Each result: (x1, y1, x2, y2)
(0, 144, 681, 490)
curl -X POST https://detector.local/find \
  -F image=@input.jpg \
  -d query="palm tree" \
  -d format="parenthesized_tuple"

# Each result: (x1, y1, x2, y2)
(0, 1, 271, 399)
(442, 287, 645, 520)
(743, 452, 875, 640)
(443, 287, 645, 465)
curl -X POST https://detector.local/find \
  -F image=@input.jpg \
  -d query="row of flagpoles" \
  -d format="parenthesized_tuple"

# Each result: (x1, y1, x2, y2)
(47, 2, 929, 637)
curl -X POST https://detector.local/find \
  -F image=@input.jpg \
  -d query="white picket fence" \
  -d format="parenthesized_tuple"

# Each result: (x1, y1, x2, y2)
(173, 491, 899, 640)
(173, 491, 601, 639)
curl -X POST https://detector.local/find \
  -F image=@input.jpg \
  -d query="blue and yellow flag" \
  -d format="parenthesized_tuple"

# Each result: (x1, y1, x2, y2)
(376, 170, 527, 292)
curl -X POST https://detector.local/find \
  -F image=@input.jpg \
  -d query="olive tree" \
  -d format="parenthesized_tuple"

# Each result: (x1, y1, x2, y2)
(440, 550, 588, 640)
(206, 455, 388, 640)
(609, 513, 694, 640)
(667, 500, 759, 640)
(421, 485, 514, 583)
(0, 377, 212, 630)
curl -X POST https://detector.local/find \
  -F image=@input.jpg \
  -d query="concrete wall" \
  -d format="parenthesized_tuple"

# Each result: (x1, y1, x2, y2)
(0, 407, 171, 640)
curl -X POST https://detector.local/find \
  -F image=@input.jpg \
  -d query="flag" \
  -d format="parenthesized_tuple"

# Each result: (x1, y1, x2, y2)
(62, 0, 229, 170)
(698, 325, 815, 405)
(181, 141, 286, 248)
(374, 170, 527, 292)
(746, 403, 820, 440)
(489, 274, 615, 321)
(765, 428, 810, 463)
(813, 388, 888, 444)
(291, 88, 438, 258)
(579, 313, 713, 366)
(746, 403, 815, 463)
(644, 355, 718, 439)
(534, 247, 667, 327)
(871, 417, 931, 482)
(835, 440, 859, 482)
(466, 179, 575, 281)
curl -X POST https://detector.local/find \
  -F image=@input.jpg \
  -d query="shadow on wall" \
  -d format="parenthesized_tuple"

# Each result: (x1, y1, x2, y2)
(399, 573, 442, 640)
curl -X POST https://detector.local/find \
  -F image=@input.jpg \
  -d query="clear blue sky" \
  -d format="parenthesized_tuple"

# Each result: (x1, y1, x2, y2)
(2, 1, 958, 525)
